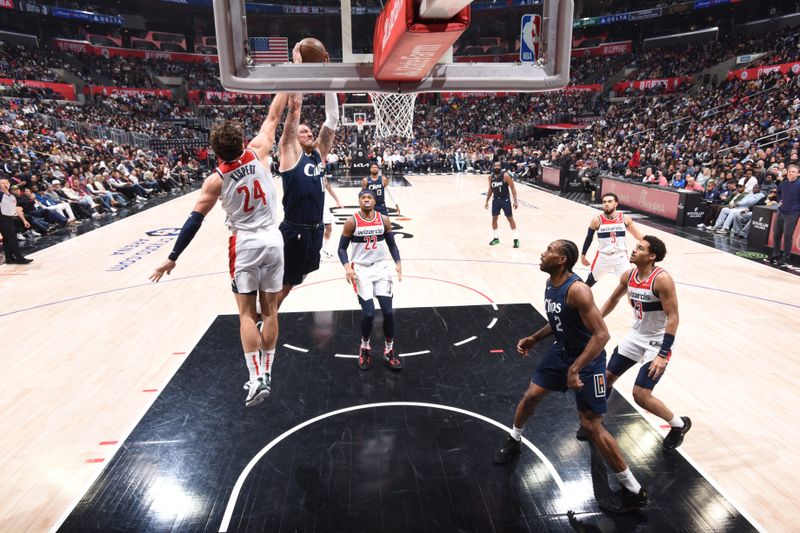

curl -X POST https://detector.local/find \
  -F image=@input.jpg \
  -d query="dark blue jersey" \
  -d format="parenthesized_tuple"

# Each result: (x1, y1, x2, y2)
(366, 175, 386, 210)
(281, 149, 325, 224)
(490, 171, 510, 201)
(544, 274, 594, 361)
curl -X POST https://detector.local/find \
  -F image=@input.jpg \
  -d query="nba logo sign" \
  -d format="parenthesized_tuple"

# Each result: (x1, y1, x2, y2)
(519, 14, 541, 63)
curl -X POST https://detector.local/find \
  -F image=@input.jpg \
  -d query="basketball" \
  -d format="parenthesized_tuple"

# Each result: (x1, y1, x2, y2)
(298, 37, 329, 63)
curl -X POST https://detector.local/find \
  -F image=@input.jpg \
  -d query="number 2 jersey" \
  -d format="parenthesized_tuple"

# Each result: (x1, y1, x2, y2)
(627, 266, 667, 338)
(218, 149, 279, 232)
(597, 212, 627, 254)
(544, 273, 597, 361)
(350, 211, 386, 265)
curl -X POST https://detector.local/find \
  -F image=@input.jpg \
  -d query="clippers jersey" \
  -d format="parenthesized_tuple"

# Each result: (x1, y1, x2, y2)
(282, 149, 325, 224)
(490, 171, 510, 201)
(628, 266, 667, 338)
(350, 211, 386, 265)
(544, 274, 594, 360)
(597, 212, 627, 254)
(218, 149, 279, 232)
(366, 175, 386, 211)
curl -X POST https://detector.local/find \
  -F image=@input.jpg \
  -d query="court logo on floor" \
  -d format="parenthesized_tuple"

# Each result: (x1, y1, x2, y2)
(735, 251, 767, 260)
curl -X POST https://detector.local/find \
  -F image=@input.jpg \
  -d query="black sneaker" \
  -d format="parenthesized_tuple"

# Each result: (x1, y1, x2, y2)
(663, 416, 692, 450)
(492, 435, 521, 464)
(358, 346, 372, 371)
(384, 348, 403, 371)
(764, 255, 781, 265)
(599, 487, 649, 513)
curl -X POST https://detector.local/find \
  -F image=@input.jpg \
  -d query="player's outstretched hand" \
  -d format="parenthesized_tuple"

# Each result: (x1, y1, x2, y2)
(580, 255, 590, 267)
(292, 43, 302, 64)
(484, 201, 489, 210)
(396, 263, 402, 281)
(150, 259, 176, 282)
(567, 368, 583, 390)
(516, 335, 536, 355)
(513, 200, 518, 210)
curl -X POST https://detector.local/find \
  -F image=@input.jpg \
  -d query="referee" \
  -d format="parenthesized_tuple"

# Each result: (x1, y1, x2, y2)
(0, 178, 33, 264)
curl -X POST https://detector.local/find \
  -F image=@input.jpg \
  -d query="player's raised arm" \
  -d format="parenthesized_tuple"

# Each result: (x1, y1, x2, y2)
(149, 173, 222, 282)
(248, 92, 288, 164)
(278, 91, 302, 172)
(566, 282, 610, 389)
(315, 92, 339, 160)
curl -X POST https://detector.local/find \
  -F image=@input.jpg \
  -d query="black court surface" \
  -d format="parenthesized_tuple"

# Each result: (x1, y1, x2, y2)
(59, 304, 756, 532)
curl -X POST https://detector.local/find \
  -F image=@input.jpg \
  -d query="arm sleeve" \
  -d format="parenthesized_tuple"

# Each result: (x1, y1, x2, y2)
(337, 235, 351, 265)
(324, 92, 339, 131)
(658, 333, 675, 358)
(168, 211, 204, 261)
(581, 228, 596, 256)
(384, 231, 401, 263)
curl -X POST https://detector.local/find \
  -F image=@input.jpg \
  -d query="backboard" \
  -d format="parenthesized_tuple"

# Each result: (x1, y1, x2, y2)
(213, 0, 573, 94)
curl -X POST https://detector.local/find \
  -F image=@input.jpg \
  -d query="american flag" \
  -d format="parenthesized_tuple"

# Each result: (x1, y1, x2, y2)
(249, 37, 289, 63)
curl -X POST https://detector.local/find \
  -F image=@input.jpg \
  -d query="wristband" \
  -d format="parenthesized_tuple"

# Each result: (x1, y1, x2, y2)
(658, 333, 675, 358)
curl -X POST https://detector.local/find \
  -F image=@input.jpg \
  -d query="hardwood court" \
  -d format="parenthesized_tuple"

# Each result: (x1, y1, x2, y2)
(1, 173, 798, 531)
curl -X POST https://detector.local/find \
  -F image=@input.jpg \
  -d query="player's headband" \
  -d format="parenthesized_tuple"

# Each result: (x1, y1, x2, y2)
(359, 189, 376, 200)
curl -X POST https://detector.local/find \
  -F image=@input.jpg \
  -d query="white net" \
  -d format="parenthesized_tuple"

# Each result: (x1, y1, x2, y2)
(369, 92, 417, 139)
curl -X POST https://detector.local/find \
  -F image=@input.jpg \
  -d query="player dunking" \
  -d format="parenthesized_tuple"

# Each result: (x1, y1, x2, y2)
(493, 240, 648, 513)
(338, 189, 403, 371)
(276, 46, 339, 306)
(150, 94, 288, 407)
(598, 236, 691, 449)
(484, 160, 519, 247)
(580, 192, 643, 287)
(362, 163, 401, 216)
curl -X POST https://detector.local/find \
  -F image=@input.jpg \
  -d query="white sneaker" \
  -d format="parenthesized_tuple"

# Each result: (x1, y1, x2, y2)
(321, 250, 333, 260)
(16, 233, 26, 241)
(696, 223, 705, 229)
(244, 375, 270, 407)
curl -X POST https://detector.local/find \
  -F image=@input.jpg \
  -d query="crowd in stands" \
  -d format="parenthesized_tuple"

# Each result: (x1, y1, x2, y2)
(0, 41, 64, 82)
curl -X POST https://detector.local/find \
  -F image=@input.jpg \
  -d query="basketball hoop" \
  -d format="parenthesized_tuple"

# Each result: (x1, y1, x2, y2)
(355, 116, 365, 134)
(369, 92, 416, 139)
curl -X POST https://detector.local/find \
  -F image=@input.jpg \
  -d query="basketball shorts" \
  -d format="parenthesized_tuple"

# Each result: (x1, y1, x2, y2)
(491, 198, 512, 217)
(280, 220, 324, 286)
(590, 251, 630, 280)
(375, 204, 389, 216)
(322, 196, 334, 225)
(228, 227, 284, 294)
(607, 331, 673, 390)
(532, 343, 608, 414)
(353, 260, 393, 300)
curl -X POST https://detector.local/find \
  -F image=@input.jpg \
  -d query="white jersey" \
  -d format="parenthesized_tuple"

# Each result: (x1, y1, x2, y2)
(218, 149, 279, 232)
(597, 212, 627, 255)
(350, 211, 387, 265)
(628, 266, 667, 338)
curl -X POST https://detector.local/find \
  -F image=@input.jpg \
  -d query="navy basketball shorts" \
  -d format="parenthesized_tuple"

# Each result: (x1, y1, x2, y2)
(606, 347, 663, 390)
(280, 221, 323, 286)
(532, 343, 608, 414)
(375, 204, 389, 216)
(491, 198, 512, 217)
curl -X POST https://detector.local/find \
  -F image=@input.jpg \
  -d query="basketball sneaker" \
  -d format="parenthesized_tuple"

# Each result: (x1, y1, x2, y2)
(663, 416, 692, 450)
(359, 346, 372, 371)
(513, 239, 520, 248)
(489, 238, 500, 246)
(244, 375, 270, 407)
(599, 487, 649, 513)
(384, 348, 403, 370)
(492, 435, 521, 464)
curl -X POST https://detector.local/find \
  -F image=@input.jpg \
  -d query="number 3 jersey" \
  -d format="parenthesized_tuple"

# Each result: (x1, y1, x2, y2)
(218, 149, 279, 232)
(627, 266, 667, 338)
(350, 211, 386, 265)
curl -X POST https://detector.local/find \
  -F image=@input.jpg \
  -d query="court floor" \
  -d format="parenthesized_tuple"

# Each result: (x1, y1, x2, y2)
(1, 173, 798, 532)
